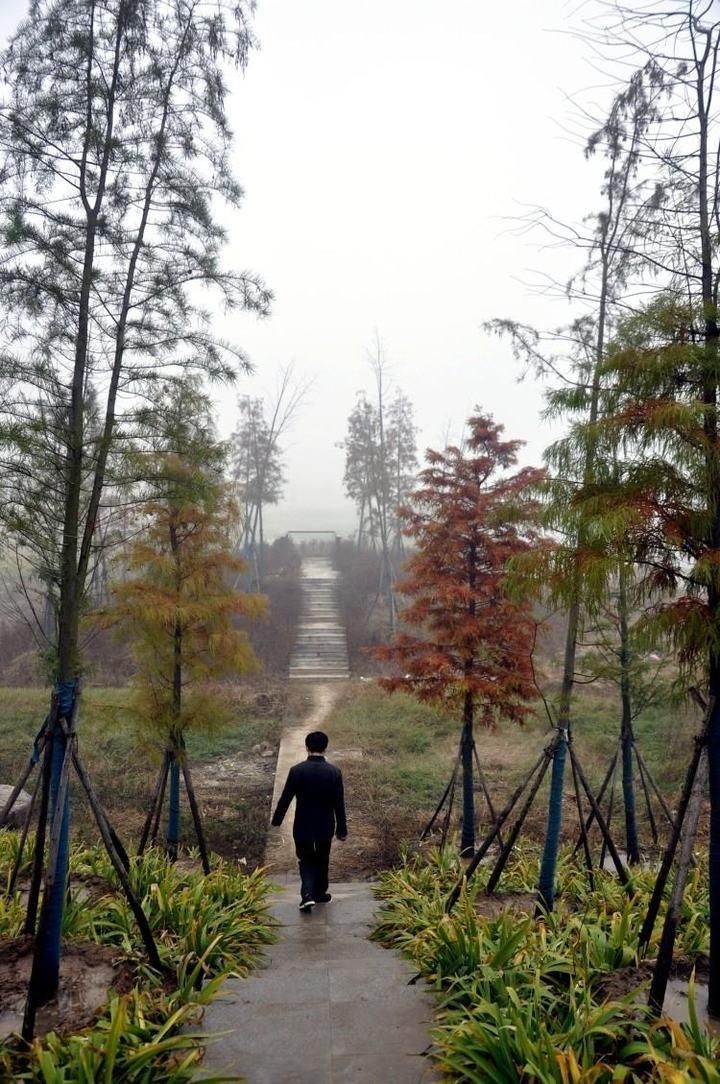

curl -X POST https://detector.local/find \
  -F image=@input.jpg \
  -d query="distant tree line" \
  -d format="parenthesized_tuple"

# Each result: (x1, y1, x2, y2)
(339, 340, 418, 630)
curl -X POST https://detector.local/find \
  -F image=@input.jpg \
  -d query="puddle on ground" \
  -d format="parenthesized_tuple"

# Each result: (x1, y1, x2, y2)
(600, 849, 657, 873)
(660, 977, 720, 1037)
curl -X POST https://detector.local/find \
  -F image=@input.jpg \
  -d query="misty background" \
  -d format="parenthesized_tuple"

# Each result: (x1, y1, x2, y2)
(0, 0, 604, 538)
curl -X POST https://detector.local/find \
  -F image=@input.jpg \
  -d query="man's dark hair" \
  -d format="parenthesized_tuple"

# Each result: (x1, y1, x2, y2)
(305, 730, 329, 753)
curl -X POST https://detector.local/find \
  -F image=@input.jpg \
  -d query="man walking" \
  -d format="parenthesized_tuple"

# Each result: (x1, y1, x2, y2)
(271, 730, 347, 911)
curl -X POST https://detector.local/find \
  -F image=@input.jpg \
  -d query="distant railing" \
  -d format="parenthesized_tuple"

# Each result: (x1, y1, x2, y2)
(285, 530, 341, 556)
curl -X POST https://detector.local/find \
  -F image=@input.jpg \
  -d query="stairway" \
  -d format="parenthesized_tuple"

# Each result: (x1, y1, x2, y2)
(289, 557, 350, 681)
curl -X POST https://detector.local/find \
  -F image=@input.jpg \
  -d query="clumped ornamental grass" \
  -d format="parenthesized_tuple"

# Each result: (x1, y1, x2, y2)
(0, 837, 275, 1081)
(373, 846, 719, 1082)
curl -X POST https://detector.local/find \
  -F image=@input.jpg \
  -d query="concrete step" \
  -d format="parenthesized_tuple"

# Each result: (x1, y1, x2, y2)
(290, 665, 349, 673)
(289, 557, 350, 681)
(291, 642, 346, 651)
(291, 651, 347, 658)
(294, 642, 347, 649)
(294, 637, 346, 646)
(290, 654, 349, 665)
(289, 670, 349, 677)
(289, 674, 350, 682)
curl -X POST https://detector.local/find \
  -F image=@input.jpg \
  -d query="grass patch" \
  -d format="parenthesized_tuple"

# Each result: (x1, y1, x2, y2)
(0, 685, 285, 864)
(327, 687, 465, 870)
(324, 680, 701, 872)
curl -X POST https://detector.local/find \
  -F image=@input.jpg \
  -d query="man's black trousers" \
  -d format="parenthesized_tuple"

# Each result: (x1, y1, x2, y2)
(294, 835, 332, 902)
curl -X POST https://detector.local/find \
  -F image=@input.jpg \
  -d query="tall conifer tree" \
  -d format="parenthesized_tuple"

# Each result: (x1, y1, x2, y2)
(108, 451, 265, 863)
(0, 0, 269, 1006)
(568, 295, 720, 1015)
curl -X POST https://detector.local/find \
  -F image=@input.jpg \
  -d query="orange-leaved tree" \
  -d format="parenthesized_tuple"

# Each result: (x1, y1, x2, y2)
(373, 411, 545, 855)
(108, 450, 265, 868)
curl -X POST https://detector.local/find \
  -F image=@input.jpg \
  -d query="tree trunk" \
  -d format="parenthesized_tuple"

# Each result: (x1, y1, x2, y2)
(618, 567, 640, 864)
(695, 34, 720, 1016)
(538, 730, 567, 909)
(708, 653, 720, 1015)
(38, 204, 99, 999)
(167, 524, 183, 862)
(650, 748, 708, 1015)
(459, 537, 478, 857)
(537, 590, 578, 909)
(621, 724, 639, 864)
(357, 495, 366, 548)
(536, 256, 607, 910)
(32, 2, 137, 1006)
(166, 752, 181, 861)
(28, 682, 77, 1009)
(460, 694, 475, 856)
(258, 501, 264, 587)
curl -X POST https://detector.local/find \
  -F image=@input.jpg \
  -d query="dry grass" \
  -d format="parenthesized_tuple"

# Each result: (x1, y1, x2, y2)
(322, 678, 703, 872)
(0, 682, 288, 865)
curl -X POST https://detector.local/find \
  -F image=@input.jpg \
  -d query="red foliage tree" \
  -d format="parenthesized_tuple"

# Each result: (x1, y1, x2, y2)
(373, 411, 545, 854)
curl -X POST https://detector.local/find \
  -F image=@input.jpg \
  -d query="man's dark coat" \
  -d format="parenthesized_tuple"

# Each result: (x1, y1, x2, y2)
(271, 755, 347, 841)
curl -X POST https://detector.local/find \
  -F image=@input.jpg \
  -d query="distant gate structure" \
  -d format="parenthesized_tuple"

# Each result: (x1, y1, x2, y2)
(285, 530, 340, 556)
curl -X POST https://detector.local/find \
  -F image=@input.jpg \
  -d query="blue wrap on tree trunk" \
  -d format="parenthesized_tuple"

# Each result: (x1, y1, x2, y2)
(538, 732, 567, 911)
(34, 678, 75, 1000)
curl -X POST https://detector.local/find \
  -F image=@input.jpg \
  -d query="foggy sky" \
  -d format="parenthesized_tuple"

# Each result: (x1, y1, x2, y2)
(0, 1, 608, 539)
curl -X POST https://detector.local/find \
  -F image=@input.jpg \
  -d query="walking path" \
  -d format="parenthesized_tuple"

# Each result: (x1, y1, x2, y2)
(200, 881, 439, 1083)
(202, 562, 440, 1081)
(288, 557, 350, 681)
(263, 682, 340, 874)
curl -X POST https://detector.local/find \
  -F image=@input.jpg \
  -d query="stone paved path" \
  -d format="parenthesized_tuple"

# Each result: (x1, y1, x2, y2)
(201, 648, 440, 1083)
(200, 880, 440, 1083)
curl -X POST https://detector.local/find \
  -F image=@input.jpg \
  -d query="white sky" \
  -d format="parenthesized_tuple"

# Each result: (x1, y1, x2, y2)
(1, 0, 611, 538)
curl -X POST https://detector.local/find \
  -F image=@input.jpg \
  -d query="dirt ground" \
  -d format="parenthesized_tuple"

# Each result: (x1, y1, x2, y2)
(263, 681, 419, 880)
(172, 684, 296, 867)
(192, 748, 278, 866)
(0, 938, 134, 1040)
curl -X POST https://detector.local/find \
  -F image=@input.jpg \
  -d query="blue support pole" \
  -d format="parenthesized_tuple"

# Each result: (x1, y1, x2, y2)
(28, 679, 75, 1005)
(537, 730, 567, 911)
(167, 752, 181, 860)
(622, 729, 640, 864)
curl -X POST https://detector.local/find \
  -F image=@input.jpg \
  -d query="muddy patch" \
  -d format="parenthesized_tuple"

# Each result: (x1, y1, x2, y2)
(192, 749, 278, 865)
(0, 938, 133, 1040)
(594, 962, 711, 1001)
(330, 826, 384, 882)
(194, 752, 275, 791)
(474, 892, 537, 919)
(594, 961, 656, 1002)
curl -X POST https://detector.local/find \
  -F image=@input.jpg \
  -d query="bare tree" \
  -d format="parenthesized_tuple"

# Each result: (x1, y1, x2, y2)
(229, 364, 310, 587)
(340, 338, 417, 631)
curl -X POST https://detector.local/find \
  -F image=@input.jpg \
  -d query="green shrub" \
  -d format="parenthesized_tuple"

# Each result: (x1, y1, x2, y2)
(373, 846, 717, 1081)
(0, 838, 275, 1081)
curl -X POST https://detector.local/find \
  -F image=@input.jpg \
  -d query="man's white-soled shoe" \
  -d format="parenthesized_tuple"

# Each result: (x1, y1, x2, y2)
(298, 898, 315, 912)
